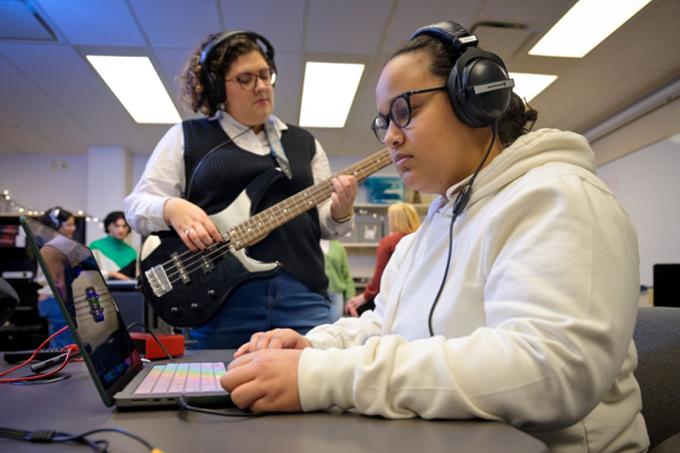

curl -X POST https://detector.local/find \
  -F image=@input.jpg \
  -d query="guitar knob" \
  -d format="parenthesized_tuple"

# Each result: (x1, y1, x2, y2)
(170, 306, 180, 315)
(190, 303, 199, 310)
(207, 289, 216, 298)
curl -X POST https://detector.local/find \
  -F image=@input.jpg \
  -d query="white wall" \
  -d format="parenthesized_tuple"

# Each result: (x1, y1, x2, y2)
(0, 154, 87, 212)
(3, 132, 679, 286)
(598, 133, 680, 286)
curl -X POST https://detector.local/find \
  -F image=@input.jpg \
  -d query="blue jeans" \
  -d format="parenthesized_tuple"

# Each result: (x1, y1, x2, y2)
(190, 272, 332, 349)
(37, 296, 74, 349)
(328, 292, 344, 322)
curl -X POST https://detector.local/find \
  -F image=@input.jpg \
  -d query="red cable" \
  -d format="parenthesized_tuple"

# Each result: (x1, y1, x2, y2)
(0, 326, 77, 383)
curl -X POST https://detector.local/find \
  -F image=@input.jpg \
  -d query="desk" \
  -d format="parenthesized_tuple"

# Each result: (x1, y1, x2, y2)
(0, 350, 547, 453)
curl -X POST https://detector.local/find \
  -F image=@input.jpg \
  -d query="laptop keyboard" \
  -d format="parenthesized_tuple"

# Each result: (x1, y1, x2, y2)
(134, 362, 226, 394)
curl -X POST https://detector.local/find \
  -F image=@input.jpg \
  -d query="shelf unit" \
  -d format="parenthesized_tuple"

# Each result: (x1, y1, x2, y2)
(341, 203, 429, 280)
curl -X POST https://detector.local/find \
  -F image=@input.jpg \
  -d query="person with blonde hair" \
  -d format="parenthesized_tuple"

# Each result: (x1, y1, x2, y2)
(345, 202, 420, 316)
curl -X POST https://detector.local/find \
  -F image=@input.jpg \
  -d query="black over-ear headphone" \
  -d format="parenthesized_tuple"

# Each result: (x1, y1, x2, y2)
(48, 207, 61, 229)
(199, 30, 277, 108)
(410, 21, 514, 128)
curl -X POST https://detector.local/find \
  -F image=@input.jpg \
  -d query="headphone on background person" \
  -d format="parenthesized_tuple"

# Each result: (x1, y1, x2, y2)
(410, 21, 514, 128)
(47, 207, 62, 230)
(198, 30, 277, 107)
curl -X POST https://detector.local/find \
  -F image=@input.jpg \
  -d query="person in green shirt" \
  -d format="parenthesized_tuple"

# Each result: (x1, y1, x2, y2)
(320, 239, 355, 321)
(89, 211, 137, 280)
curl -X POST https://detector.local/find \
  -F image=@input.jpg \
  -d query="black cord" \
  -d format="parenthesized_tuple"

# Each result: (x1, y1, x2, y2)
(427, 122, 499, 336)
(177, 396, 264, 418)
(126, 322, 177, 363)
(0, 426, 159, 452)
(185, 126, 251, 199)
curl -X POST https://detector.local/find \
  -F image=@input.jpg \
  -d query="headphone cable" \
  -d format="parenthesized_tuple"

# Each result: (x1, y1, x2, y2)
(427, 121, 498, 336)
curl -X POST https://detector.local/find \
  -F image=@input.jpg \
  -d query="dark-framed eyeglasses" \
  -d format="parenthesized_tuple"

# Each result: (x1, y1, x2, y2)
(370, 86, 447, 143)
(225, 68, 277, 90)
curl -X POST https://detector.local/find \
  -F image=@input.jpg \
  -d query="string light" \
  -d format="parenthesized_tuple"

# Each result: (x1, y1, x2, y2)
(0, 188, 104, 229)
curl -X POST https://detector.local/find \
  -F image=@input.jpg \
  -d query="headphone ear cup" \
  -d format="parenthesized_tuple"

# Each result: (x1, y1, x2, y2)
(449, 49, 512, 128)
(205, 71, 226, 106)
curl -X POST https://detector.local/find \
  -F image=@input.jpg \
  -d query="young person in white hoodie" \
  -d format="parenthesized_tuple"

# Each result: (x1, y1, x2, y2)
(220, 21, 649, 452)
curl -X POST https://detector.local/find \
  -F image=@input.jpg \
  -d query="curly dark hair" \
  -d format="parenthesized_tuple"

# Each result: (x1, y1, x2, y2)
(388, 34, 538, 147)
(179, 32, 276, 117)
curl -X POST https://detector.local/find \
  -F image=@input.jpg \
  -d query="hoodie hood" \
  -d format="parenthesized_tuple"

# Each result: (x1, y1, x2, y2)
(430, 128, 596, 218)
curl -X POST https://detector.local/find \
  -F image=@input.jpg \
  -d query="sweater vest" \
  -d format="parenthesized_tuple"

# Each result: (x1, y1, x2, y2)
(182, 118, 328, 296)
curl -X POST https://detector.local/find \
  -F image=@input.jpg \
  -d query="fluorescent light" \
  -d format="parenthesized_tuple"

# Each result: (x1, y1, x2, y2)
(529, 0, 653, 58)
(509, 73, 558, 102)
(86, 55, 181, 124)
(299, 62, 364, 128)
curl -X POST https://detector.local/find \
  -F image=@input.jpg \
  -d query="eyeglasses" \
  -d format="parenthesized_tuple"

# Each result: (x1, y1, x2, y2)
(225, 68, 277, 90)
(370, 86, 447, 143)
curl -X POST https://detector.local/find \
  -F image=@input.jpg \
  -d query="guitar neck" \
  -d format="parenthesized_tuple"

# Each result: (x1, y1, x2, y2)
(228, 148, 391, 249)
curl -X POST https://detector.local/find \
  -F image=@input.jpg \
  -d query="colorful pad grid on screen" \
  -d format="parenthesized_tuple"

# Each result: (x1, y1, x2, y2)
(134, 362, 226, 394)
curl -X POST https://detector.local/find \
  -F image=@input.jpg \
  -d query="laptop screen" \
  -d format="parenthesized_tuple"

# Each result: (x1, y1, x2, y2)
(21, 216, 143, 404)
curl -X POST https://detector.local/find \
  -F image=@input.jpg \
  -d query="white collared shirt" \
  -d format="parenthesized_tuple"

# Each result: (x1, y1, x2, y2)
(123, 111, 351, 237)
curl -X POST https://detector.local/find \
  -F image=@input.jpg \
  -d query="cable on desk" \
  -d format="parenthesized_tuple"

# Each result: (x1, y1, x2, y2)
(177, 396, 264, 418)
(0, 426, 164, 452)
(126, 322, 177, 363)
(0, 326, 77, 383)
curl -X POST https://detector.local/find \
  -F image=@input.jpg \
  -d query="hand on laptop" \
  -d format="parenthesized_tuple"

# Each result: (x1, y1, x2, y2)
(220, 348, 303, 413)
(234, 328, 312, 358)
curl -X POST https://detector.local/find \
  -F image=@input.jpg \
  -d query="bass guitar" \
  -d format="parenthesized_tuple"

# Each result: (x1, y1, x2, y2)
(139, 148, 391, 326)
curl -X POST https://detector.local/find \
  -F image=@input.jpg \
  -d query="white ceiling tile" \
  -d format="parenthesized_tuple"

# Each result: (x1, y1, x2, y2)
(344, 61, 384, 132)
(271, 50, 303, 125)
(154, 47, 195, 102)
(0, 43, 156, 152)
(474, 0, 573, 32)
(306, 0, 393, 54)
(34, 0, 146, 46)
(130, 0, 222, 48)
(220, 0, 305, 52)
(0, 48, 98, 152)
(0, 0, 676, 159)
(473, 26, 533, 61)
(0, 0, 55, 41)
(380, 0, 478, 54)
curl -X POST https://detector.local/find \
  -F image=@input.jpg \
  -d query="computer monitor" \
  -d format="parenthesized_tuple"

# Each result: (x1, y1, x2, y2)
(653, 263, 680, 308)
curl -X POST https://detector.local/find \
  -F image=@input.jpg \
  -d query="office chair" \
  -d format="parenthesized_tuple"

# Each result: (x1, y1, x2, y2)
(633, 306, 680, 452)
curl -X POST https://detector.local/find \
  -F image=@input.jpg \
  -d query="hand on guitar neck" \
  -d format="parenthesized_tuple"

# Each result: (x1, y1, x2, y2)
(330, 175, 358, 222)
(163, 197, 224, 252)
(163, 176, 357, 252)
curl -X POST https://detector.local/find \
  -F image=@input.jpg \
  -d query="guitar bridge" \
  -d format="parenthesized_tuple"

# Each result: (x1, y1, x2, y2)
(145, 265, 173, 297)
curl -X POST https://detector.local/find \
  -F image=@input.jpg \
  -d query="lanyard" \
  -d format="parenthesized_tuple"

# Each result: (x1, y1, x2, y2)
(263, 118, 292, 179)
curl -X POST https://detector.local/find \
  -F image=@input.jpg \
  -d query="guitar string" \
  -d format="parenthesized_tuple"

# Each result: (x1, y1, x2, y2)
(153, 148, 388, 272)
(160, 151, 392, 285)
(151, 150, 391, 285)
(154, 148, 390, 276)
(160, 178, 337, 282)
(159, 151, 392, 286)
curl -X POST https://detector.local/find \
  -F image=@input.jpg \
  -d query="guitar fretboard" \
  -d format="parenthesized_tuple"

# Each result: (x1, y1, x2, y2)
(228, 148, 391, 249)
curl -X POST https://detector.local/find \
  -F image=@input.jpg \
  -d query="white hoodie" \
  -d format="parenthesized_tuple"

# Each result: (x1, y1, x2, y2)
(299, 129, 649, 452)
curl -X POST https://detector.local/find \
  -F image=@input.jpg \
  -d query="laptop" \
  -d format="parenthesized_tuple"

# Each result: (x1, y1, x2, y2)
(21, 216, 233, 409)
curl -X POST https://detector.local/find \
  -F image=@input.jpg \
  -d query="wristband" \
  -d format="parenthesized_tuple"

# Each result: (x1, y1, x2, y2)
(333, 213, 353, 223)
